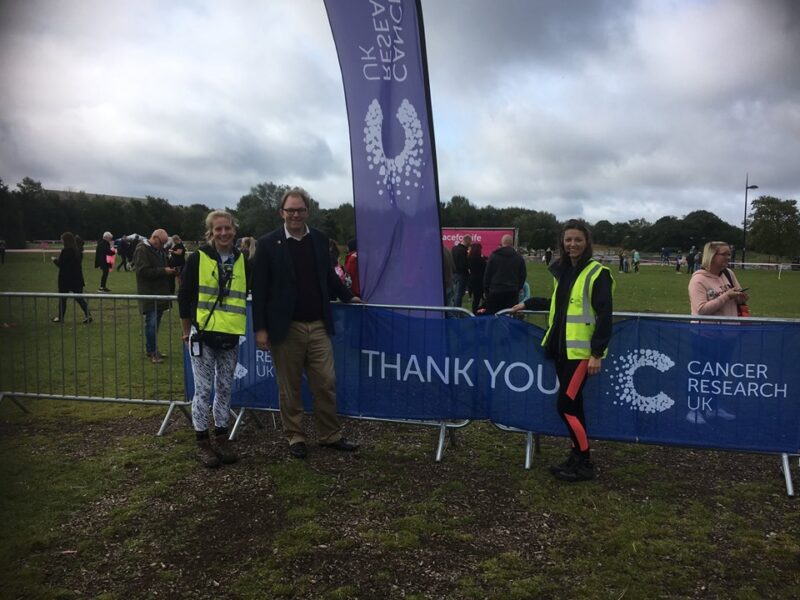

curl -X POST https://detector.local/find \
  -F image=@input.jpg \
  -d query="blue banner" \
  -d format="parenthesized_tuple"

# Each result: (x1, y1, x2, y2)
(185, 306, 800, 454)
(324, 0, 444, 306)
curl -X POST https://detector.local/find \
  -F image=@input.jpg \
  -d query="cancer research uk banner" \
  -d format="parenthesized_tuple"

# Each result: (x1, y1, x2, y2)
(491, 318, 800, 454)
(187, 306, 800, 454)
(324, 0, 444, 306)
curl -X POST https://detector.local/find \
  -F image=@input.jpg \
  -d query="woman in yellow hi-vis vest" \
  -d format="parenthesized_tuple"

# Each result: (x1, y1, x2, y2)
(512, 220, 614, 482)
(178, 211, 250, 469)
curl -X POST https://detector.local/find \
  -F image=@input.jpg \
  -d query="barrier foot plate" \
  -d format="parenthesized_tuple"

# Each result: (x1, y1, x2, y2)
(781, 454, 795, 497)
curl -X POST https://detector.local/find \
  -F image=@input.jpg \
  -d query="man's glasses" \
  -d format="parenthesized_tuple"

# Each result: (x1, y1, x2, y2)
(282, 207, 308, 215)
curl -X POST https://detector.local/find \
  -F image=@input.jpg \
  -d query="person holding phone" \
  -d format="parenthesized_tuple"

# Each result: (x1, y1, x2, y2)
(688, 241, 748, 316)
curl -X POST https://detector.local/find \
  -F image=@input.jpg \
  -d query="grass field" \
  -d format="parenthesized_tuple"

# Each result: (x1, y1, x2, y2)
(1, 252, 799, 599)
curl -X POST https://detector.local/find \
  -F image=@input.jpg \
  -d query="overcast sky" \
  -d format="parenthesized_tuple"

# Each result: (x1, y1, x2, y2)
(1, 0, 798, 226)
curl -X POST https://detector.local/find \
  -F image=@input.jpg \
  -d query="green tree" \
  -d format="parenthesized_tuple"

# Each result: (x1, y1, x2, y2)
(441, 195, 478, 227)
(681, 210, 740, 251)
(592, 220, 614, 245)
(749, 196, 800, 260)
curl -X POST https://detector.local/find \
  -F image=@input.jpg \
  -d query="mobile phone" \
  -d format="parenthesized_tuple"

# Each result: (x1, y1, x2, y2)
(739, 287, 749, 292)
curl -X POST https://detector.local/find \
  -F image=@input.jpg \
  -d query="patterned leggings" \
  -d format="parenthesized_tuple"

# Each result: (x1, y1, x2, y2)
(190, 345, 238, 432)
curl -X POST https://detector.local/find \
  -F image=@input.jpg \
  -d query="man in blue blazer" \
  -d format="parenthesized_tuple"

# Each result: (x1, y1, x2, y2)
(252, 187, 362, 459)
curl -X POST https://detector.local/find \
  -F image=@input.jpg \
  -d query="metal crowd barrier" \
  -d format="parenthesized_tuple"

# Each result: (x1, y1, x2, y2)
(229, 302, 474, 461)
(0, 292, 190, 434)
(496, 308, 800, 496)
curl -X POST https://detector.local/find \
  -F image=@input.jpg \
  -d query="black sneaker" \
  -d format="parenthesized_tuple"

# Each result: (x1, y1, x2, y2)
(553, 457, 595, 482)
(548, 449, 580, 475)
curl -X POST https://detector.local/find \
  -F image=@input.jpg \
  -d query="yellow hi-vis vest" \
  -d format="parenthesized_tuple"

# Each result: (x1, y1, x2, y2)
(196, 251, 247, 335)
(542, 259, 614, 359)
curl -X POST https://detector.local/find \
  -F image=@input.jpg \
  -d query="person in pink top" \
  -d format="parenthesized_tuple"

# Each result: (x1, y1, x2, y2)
(687, 240, 747, 425)
(688, 241, 748, 317)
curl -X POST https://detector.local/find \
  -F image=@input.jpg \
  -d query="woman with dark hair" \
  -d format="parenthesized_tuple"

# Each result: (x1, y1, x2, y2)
(467, 243, 487, 314)
(511, 220, 613, 482)
(51, 232, 92, 323)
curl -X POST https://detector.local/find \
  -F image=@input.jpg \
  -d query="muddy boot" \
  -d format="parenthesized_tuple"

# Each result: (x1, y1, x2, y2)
(214, 427, 237, 465)
(553, 452, 595, 482)
(549, 448, 580, 475)
(197, 433, 221, 468)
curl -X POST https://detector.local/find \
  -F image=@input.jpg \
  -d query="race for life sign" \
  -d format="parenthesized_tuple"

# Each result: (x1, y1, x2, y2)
(442, 228, 517, 255)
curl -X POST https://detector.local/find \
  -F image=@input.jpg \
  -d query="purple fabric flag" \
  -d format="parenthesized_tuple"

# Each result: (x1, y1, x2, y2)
(324, 0, 444, 306)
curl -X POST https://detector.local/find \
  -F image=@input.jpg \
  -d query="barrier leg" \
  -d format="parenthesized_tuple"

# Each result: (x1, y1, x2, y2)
(781, 454, 795, 497)
(230, 408, 247, 440)
(435, 423, 447, 462)
(157, 402, 179, 436)
(534, 434, 541, 454)
(0, 393, 31, 414)
(524, 431, 534, 470)
(13, 396, 32, 413)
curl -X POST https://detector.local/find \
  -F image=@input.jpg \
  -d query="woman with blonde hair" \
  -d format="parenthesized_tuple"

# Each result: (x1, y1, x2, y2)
(688, 241, 748, 316)
(178, 211, 250, 468)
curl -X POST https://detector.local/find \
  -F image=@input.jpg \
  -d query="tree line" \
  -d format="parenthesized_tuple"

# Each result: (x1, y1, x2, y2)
(1, 176, 797, 260)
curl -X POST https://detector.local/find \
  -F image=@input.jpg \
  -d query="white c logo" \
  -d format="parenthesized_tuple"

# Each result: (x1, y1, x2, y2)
(610, 349, 675, 413)
(364, 98, 425, 202)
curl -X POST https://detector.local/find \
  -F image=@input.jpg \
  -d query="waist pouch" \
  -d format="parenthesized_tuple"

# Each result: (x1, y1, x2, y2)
(197, 331, 239, 350)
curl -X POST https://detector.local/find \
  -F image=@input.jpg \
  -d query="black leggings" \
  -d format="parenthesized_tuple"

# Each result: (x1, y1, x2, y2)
(58, 293, 89, 319)
(555, 358, 590, 453)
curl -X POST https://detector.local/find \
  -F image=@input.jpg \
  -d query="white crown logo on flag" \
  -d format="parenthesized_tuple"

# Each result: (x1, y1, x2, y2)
(364, 98, 425, 202)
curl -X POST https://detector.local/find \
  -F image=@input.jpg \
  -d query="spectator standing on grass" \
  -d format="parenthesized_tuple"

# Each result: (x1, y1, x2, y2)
(134, 229, 177, 363)
(94, 231, 115, 292)
(686, 241, 746, 424)
(483, 235, 527, 315)
(442, 243, 454, 307)
(238, 237, 252, 260)
(168, 234, 186, 293)
(179, 211, 250, 468)
(544, 247, 553, 266)
(252, 187, 362, 459)
(686, 245, 696, 274)
(632, 249, 640, 273)
(467, 243, 487, 314)
(344, 239, 360, 297)
(688, 241, 747, 317)
(511, 220, 613, 482)
(51, 231, 92, 324)
(451, 235, 471, 308)
(0, 239, 6, 264)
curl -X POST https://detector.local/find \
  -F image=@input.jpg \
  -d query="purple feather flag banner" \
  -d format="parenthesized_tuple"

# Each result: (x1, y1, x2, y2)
(324, 0, 444, 306)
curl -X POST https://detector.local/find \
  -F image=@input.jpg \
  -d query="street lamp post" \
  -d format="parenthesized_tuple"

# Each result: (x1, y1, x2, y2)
(742, 174, 758, 269)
